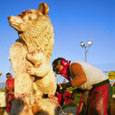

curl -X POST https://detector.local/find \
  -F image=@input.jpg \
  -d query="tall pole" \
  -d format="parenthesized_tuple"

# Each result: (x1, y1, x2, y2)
(80, 40, 93, 62)
(85, 46, 87, 62)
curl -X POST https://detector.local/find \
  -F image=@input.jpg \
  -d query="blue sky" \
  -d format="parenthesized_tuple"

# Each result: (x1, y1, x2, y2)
(0, 0, 115, 82)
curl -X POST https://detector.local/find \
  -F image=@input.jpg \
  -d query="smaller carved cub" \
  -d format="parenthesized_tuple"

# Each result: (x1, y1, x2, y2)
(26, 50, 57, 97)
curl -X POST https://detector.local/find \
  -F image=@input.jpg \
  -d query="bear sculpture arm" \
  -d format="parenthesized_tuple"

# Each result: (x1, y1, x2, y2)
(26, 50, 51, 77)
(27, 63, 50, 77)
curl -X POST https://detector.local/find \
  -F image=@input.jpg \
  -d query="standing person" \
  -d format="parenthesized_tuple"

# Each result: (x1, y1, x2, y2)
(5, 72, 15, 113)
(52, 57, 112, 115)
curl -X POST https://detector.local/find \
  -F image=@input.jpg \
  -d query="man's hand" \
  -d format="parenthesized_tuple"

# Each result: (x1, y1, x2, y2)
(64, 82, 72, 89)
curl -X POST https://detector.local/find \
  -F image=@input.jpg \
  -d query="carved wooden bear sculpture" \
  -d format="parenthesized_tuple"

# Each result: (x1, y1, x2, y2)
(8, 3, 59, 115)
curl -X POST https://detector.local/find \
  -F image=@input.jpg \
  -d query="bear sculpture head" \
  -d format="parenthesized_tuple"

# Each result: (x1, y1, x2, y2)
(8, 3, 54, 62)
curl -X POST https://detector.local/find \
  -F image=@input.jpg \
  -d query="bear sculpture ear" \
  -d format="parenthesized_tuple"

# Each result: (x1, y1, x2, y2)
(38, 3, 49, 15)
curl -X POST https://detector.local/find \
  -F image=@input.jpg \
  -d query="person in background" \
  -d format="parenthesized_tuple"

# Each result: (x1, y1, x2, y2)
(5, 72, 15, 113)
(52, 57, 112, 115)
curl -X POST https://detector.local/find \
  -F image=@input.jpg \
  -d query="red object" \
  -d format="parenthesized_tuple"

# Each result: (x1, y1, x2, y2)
(76, 93, 84, 115)
(64, 91, 74, 105)
(6, 94, 14, 113)
(6, 78, 14, 90)
(57, 90, 74, 105)
(6, 105, 10, 113)
(57, 92, 62, 104)
(59, 61, 71, 81)
(64, 91, 72, 97)
(60, 59, 68, 67)
(87, 84, 109, 115)
(6, 78, 15, 113)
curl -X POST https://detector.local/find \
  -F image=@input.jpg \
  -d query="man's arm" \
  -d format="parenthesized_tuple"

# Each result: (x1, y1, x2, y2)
(70, 63, 87, 87)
